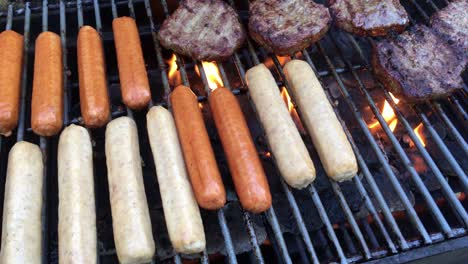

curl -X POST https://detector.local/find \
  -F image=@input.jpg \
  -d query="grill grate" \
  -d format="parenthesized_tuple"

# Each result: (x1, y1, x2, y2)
(0, 0, 467, 263)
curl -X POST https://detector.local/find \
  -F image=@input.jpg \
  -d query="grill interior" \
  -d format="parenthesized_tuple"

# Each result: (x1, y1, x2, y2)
(0, 0, 467, 263)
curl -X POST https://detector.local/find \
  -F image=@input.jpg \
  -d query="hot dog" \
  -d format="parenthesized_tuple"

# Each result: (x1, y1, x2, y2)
(283, 60, 358, 182)
(112, 17, 151, 110)
(31, 31, 63, 137)
(105, 117, 155, 263)
(147, 106, 206, 253)
(170, 85, 226, 210)
(77, 26, 110, 128)
(58, 125, 97, 264)
(208, 87, 272, 213)
(0, 141, 43, 263)
(0, 30, 24, 136)
(246, 64, 316, 188)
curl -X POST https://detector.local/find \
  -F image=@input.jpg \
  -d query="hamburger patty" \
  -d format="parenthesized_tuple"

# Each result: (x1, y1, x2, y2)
(327, 0, 409, 36)
(158, 0, 245, 61)
(248, 0, 331, 55)
(430, 0, 468, 62)
(372, 25, 464, 102)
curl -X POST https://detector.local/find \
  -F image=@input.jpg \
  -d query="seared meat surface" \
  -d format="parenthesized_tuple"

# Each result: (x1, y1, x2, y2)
(430, 0, 468, 62)
(158, 0, 245, 61)
(248, 0, 331, 55)
(372, 25, 464, 102)
(327, 0, 409, 36)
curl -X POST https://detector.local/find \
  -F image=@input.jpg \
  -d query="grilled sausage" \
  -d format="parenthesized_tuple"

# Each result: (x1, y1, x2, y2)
(0, 141, 43, 263)
(146, 106, 206, 253)
(246, 64, 316, 188)
(58, 125, 97, 264)
(283, 60, 358, 181)
(170, 85, 226, 210)
(0, 30, 24, 136)
(77, 26, 110, 128)
(31, 31, 63, 136)
(112, 17, 151, 110)
(209, 87, 272, 213)
(105, 117, 155, 263)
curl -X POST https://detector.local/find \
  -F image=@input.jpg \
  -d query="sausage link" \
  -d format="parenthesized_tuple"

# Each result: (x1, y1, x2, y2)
(0, 141, 43, 263)
(147, 106, 206, 253)
(170, 85, 226, 210)
(0, 30, 24, 136)
(105, 117, 155, 263)
(208, 87, 272, 213)
(58, 125, 97, 264)
(31, 31, 63, 136)
(283, 60, 358, 181)
(246, 64, 316, 188)
(77, 26, 110, 128)
(112, 17, 151, 110)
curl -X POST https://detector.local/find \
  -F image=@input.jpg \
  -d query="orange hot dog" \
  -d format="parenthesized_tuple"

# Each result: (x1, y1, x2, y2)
(0, 30, 24, 136)
(77, 26, 110, 128)
(170, 85, 226, 210)
(208, 87, 272, 213)
(31, 31, 63, 137)
(112, 17, 151, 110)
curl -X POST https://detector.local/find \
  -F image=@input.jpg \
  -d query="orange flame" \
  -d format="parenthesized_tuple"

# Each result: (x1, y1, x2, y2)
(167, 54, 181, 86)
(368, 93, 400, 132)
(413, 123, 426, 147)
(195, 61, 224, 90)
(263, 56, 291, 69)
(280, 87, 306, 134)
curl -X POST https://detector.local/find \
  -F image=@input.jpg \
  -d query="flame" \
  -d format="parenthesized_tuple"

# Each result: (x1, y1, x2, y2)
(167, 54, 181, 86)
(195, 61, 224, 90)
(368, 93, 400, 132)
(413, 123, 426, 147)
(198, 102, 203, 109)
(280, 87, 306, 134)
(263, 56, 291, 69)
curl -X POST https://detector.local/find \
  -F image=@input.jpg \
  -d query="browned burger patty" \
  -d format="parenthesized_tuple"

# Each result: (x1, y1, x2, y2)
(327, 0, 409, 36)
(372, 25, 464, 102)
(248, 0, 331, 55)
(430, 0, 467, 62)
(158, 0, 245, 61)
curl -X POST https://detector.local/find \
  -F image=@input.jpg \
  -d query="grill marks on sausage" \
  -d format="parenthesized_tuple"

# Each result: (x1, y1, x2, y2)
(372, 25, 464, 102)
(327, 0, 409, 36)
(158, 0, 246, 61)
(249, 0, 331, 55)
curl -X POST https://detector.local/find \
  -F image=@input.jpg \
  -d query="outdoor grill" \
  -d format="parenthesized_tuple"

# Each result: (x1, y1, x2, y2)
(0, 0, 467, 263)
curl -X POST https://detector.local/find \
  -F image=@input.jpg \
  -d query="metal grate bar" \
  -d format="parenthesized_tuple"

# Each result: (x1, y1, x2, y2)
(327, 33, 456, 237)
(196, 60, 267, 264)
(40, 2, 51, 262)
(313, 41, 432, 244)
(300, 50, 403, 251)
(16, 3, 31, 142)
(432, 102, 468, 156)
(345, 33, 468, 188)
(60, 0, 70, 125)
(269, 53, 372, 259)
(240, 33, 351, 263)
(5, 4, 12, 30)
(141, 0, 239, 262)
(77, 0, 83, 28)
(341, 31, 468, 229)
(221, 32, 321, 262)
(416, 109, 468, 191)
